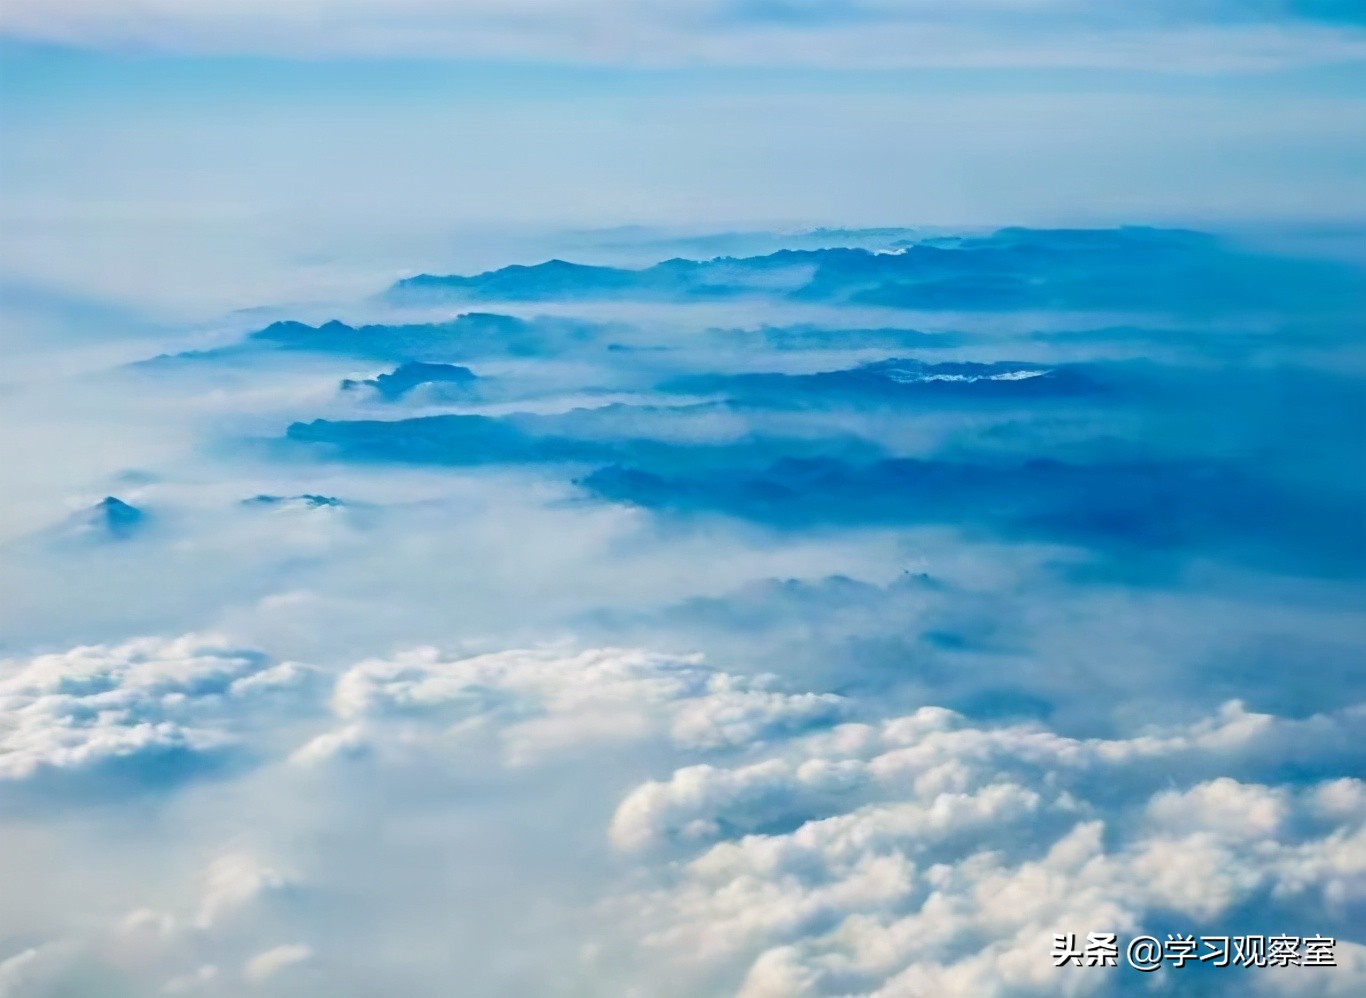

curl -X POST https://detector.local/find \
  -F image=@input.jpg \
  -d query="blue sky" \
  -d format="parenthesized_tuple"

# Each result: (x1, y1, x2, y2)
(2, 2, 1365, 313)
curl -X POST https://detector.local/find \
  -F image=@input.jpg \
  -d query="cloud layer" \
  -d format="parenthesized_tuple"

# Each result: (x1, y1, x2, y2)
(0, 635, 311, 790)
(5, 632, 1362, 996)
(5, 0, 1366, 68)
(602, 701, 1366, 995)
(2, 221, 1364, 997)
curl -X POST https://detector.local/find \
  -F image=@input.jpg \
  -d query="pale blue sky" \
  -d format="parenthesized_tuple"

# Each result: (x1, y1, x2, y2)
(1, 2, 1364, 312)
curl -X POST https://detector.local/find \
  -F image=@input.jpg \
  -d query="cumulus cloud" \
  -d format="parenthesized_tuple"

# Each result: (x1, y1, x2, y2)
(607, 699, 1366, 850)
(0, 635, 311, 788)
(602, 701, 1366, 995)
(3, 633, 1363, 996)
(313, 644, 845, 764)
(3, 0, 1365, 69)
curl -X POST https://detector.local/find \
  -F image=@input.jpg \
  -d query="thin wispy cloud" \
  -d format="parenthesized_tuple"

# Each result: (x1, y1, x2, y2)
(5, 0, 1366, 69)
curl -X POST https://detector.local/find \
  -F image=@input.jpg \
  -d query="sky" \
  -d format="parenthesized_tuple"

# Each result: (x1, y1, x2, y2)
(1, 4, 1366, 998)
(1, 1, 1365, 313)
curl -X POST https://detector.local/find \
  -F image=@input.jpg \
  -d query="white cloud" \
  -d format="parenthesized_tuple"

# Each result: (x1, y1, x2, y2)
(193, 852, 298, 931)
(7, 847, 307, 997)
(1255, 939, 1366, 997)
(321, 644, 845, 764)
(602, 699, 1366, 995)
(288, 722, 372, 766)
(0, 635, 312, 785)
(2, 0, 1364, 69)
(608, 699, 1366, 851)
(160, 964, 219, 995)
(242, 944, 312, 985)
(0, 942, 78, 998)
(3, 635, 1362, 996)
(1145, 776, 1287, 840)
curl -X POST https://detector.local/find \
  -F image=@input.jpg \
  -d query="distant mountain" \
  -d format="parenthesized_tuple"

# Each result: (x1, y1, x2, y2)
(341, 361, 477, 401)
(387, 253, 809, 304)
(566, 225, 926, 259)
(243, 494, 344, 509)
(134, 311, 611, 369)
(704, 323, 973, 352)
(387, 226, 1366, 314)
(576, 454, 1366, 575)
(384, 227, 1265, 310)
(391, 261, 651, 302)
(244, 312, 600, 361)
(285, 408, 886, 471)
(73, 496, 146, 540)
(251, 313, 508, 357)
(664, 359, 1106, 408)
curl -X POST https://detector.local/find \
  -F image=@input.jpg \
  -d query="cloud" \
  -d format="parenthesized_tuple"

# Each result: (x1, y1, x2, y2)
(312, 645, 846, 765)
(606, 699, 1366, 851)
(0, 845, 305, 997)
(241, 944, 311, 985)
(2, 633, 1362, 996)
(3, 1, 1366, 69)
(601, 700, 1366, 995)
(194, 853, 299, 931)
(0, 635, 312, 792)
(0, 220, 1363, 998)
(0, 942, 78, 998)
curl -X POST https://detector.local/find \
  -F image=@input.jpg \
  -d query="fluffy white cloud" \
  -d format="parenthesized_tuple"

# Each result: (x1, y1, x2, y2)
(0, 635, 312, 785)
(5, 636, 1363, 997)
(603, 700, 1366, 996)
(241, 943, 312, 984)
(313, 644, 845, 765)
(608, 699, 1366, 850)
(3, 0, 1364, 69)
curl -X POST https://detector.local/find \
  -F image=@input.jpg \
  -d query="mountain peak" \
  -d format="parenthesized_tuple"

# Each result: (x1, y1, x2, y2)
(85, 496, 146, 539)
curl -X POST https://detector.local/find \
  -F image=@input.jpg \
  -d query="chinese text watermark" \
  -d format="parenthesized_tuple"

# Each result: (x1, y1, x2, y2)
(1052, 933, 1337, 971)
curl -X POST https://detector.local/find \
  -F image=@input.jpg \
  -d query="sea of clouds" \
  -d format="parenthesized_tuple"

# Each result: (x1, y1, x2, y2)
(1, 224, 1364, 997)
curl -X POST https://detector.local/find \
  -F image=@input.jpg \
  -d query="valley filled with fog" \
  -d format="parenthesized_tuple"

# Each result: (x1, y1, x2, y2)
(2, 224, 1364, 996)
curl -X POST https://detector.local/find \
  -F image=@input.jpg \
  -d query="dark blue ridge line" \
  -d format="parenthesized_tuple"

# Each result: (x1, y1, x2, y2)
(284, 413, 887, 471)
(243, 494, 344, 508)
(250, 312, 601, 360)
(577, 456, 1366, 577)
(705, 324, 975, 351)
(662, 358, 1109, 407)
(384, 226, 1365, 312)
(340, 361, 477, 401)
